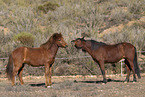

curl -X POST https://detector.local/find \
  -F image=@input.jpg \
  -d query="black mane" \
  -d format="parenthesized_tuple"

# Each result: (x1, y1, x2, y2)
(87, 40, 107, 50)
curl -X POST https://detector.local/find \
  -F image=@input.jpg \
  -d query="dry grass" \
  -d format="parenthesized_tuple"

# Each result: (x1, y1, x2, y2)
(0, 74, 145, 97)
(0, 0, 145, 80)
(99, 16, 145, 38)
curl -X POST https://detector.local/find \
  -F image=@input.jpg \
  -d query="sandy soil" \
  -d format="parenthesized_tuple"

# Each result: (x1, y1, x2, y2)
(0, 74, 145, 97)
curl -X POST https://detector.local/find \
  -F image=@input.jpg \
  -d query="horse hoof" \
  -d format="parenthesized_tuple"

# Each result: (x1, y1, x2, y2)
(124, 81, 128, 84)
(46, 86, 53, 88)
(133, 81, 136, 83)
(12, 84, 16, 87)
(21, 83, 24, 85)
(102, 83, 106, 85)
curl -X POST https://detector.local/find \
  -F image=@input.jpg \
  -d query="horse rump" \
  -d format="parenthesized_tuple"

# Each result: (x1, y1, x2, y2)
(6, 54, 13, 80)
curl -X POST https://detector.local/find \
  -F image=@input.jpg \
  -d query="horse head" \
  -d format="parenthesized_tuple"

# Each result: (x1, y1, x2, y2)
(71, 37, 86, 49)
(53, 33, 68, 48)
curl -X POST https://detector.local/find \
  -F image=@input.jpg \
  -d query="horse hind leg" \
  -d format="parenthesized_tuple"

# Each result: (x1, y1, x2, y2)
(112, 64, 116, 74)
(18, 64, 25, 85)
(124, 59, 131, 83)
(12, 62, 24, 86)
(127, 59, 137, 83)
(11, 66, 19, 86)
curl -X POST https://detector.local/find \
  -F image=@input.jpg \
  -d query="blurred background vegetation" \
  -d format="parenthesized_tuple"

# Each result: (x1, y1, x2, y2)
(0, 0, 145, 76)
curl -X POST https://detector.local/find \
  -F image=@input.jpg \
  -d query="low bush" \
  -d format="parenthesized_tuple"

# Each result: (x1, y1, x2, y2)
(109, 7, 131, 25)
(13, 32, 35, 47)
(38, 1, 59, 13)
(127, 0, 145, 14)
(102, 25, 145, 50)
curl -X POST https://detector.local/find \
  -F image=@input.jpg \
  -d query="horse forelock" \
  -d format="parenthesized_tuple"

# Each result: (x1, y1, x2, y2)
(52, 33, 62, 40)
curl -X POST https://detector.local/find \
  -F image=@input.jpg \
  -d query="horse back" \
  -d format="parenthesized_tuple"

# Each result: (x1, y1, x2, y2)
(95, 42, 135, 63)
(105, 42, 135, 61)
(12, 47, 53, 66)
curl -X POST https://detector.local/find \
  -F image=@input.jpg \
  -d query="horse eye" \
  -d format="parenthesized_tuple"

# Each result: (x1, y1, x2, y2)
(58, 39, 61, 41)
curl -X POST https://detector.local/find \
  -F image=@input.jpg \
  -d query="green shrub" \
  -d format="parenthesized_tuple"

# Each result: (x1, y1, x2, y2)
(110, 7, 131, 25)
(127, 0, 145, 14)
(102, 25, 145, 51)
(38, 1, 59, 13)
(13, 32, 35, 47)
(130, 21, 145, 29)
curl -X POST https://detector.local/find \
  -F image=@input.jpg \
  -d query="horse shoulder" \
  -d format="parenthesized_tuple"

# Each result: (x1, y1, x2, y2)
(41, 49, 55, 64)
(92, 46, 106, 61)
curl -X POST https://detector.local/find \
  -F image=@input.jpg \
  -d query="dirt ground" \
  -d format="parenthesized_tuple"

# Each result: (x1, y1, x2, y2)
(0, 74, 145, 97)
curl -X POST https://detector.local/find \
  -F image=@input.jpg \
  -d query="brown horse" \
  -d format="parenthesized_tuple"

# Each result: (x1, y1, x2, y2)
(6, 33, 68, 87)
(72, 37, 141, 84)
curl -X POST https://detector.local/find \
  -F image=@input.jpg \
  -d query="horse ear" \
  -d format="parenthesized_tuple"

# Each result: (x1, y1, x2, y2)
(58, 32, 62, 35)
(82, 36, 85, 39)
(71, 40, 75, 42)
(53, 33, 58, 39)
(81, 36, 86, 42)
(58, 33, 62, 37)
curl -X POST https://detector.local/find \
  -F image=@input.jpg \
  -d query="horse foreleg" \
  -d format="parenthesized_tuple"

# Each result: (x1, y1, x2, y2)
(45, 64, 52, 87)
(18, 65, 24, 85)
(98, 61, 107, 84)
(48, 66, 52, 86)
(45, 65, 49, 87)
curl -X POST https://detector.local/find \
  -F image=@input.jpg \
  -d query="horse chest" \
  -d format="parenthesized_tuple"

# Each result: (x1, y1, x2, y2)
(45, 56, 55, 64)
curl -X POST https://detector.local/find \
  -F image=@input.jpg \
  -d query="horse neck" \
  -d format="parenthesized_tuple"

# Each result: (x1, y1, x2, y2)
(82, 41, 93, 56)
(49, 43, 59, 57)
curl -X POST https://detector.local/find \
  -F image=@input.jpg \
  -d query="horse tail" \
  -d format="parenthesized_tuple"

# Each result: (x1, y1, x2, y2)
(133, 47, 141, 79)
(6, 54, 13, 80)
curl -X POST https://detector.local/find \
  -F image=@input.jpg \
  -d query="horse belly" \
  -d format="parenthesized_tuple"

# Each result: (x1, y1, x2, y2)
(105, 57, 122, 63)
(105, 50, 123, 63)
(25, 57, 45, 67)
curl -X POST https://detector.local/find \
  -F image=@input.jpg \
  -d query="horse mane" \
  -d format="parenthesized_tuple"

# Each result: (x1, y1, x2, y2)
(75, 38, 107, 52)
(76, 38, 106, 46)
(40, 33, 62, 49)
(90, 40, 106, 45)
(87, 40, 107, 50)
